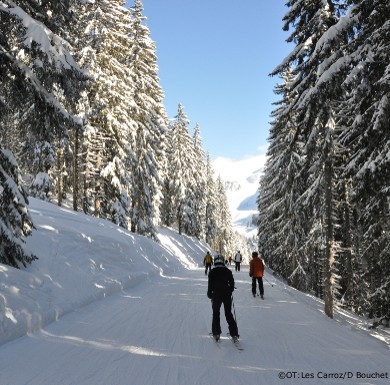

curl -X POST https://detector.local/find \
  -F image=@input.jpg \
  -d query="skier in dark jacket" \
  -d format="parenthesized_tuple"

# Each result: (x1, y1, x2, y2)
(207, 254, 239, 341)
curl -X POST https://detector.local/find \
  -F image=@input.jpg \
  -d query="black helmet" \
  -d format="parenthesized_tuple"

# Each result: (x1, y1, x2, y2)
(214, 254, 225, 265)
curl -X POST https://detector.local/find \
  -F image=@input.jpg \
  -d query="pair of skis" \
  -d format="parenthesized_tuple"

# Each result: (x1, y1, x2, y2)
(209, 333, 244, 351)
(253, 293, 264, 299)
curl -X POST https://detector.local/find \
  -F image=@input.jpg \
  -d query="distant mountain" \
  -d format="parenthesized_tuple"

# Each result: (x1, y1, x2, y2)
(213, 154, 266, 238)
(237, 192, 258, 211)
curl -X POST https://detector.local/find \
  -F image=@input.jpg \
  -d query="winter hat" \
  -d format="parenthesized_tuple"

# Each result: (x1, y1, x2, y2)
(214, 254, 225, 265)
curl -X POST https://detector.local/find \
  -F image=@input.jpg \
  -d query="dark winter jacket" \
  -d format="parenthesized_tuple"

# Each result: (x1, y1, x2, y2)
(207, 265, 235, 299)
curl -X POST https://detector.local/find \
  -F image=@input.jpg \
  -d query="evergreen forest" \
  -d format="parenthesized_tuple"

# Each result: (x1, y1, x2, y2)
(0, 0, 248, 269)
(258, 0, 389, 326)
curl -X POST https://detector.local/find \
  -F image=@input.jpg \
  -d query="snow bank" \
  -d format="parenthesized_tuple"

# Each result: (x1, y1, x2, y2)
(0, 198, 209, 346)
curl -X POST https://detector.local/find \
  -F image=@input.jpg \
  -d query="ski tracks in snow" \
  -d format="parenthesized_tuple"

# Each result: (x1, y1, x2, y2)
(0, 267, 389, 385)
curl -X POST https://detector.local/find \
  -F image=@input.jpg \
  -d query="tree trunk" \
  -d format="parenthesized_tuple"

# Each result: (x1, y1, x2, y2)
(73, 126, 79, 211)
(57, 147, 63, 206)
(94, 139, 102, 217)
(324, 146, 334, 319)
(178, 204, 182, 235)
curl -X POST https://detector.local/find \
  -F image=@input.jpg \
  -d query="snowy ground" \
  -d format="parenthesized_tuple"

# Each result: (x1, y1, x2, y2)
(0, 199, 389, 385)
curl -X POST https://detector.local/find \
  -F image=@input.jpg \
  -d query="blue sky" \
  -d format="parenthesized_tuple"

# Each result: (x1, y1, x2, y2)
(130, 0, 291, 160)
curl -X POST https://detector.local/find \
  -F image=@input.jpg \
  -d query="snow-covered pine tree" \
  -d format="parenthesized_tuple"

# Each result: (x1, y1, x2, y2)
(231, 231, 251, 264)
(181, 126, 208, 238)
(268, 0, 349, 317)
(58, 0, 97, 212)
(168, 104, 194, 235)
(0, 0, 85, 200)
(190, 124, 207, 239)
(204, 153, 218, 246)
(336, 0, 390, 326)
(72, 2, 101, 214)
(213, 176, 234, 256)
(0, 146, 37, 268)
(177, 123, 207, 238)
(127, 0, 167, 238)
(70, 90, 90, 212)
(258, 69, 309, 291)
(181, 183, 196, 236)
(76, 0, 136, 227)
(295, 1, 358, 314)
(298, 0, 390, 324)
(160, 125, 175, 227)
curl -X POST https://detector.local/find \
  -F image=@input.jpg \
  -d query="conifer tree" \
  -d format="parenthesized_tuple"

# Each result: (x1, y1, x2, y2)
(128, 0, 167, 237)
(160, 126, 175, 227)
(0, 0, 85, 201)
(204, 153, 218, 246)
(77, 0, 135, 227)
(0, 146, 37, 268)
(168, 104, 194, 235)
(72, 2, 101, 214)
(336, 0, 390, 325)
(190, 124, 207, 239)
(267, 0, 347, 317)
(258, 69, 308, 290)
(213, 176, 233, 255)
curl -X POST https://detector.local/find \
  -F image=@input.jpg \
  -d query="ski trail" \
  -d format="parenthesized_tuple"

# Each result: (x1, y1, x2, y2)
(0, 268, 388, 385)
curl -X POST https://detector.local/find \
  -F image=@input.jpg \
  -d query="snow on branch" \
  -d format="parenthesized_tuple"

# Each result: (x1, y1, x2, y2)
(0, 0, 79, 71)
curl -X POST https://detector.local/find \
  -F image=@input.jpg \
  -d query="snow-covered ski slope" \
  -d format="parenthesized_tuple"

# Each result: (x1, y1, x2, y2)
(0, 199, 389, 385)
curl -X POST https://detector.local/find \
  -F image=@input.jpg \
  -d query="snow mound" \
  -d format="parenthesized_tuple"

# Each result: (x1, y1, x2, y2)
(0, 198, 208, 346)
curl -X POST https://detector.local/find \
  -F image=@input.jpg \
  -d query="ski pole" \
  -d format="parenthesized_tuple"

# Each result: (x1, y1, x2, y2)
(264, 276, 274, 287)
(231, 295, 237, 324)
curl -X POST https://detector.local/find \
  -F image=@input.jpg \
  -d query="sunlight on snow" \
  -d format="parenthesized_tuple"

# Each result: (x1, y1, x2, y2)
(5, 309, 17, 323)
(158, 236, 196, 269)
(81, 233, 93, 243)
(38, 224, 59, 234)
(41, 331, 201, 359)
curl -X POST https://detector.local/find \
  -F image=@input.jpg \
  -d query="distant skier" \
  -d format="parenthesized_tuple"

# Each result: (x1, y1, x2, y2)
(203, 251, 213, 275)
(234, 251, 242, 272)
(249, 251, 265, 299)
(207, 254, 239, 341)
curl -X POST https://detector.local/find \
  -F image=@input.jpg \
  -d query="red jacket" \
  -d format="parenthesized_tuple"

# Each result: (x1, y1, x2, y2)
(249, 257, 264, 278)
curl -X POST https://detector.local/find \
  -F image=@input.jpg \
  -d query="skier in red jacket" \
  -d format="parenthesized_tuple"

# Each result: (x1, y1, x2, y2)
(249, 251, 265, 299)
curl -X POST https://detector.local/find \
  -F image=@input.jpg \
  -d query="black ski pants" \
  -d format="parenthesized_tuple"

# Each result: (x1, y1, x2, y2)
(211, 293, 238, 336)
(235, 262, 241, 271)
(252, 276, 264, 296)
(205, 263, 212, 275)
